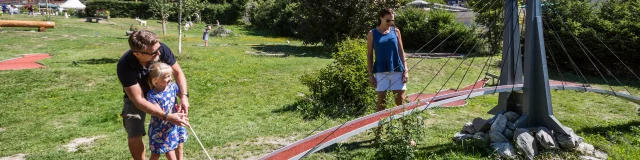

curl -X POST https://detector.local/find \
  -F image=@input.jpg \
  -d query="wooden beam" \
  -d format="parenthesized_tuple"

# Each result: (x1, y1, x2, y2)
(0, 20, 55, 28)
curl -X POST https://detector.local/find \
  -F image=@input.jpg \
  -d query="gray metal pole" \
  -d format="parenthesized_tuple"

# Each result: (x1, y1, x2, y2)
(489, 0, 523, 115)
(521, 0, 570, 134)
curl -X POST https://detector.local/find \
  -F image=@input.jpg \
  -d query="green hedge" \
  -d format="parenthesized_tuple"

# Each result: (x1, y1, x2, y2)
(85, 1, 152, 19)
(395, 8, 483, 53)
(200, 0, 248, 25)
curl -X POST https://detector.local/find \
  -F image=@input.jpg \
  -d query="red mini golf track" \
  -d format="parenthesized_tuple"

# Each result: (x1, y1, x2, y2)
(260, 80, 617, 160)
(260, 79, 488, 160)
(0, 54, 51, 70)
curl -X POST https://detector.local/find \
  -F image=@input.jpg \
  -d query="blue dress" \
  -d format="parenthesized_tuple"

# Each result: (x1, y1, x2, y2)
(146, 82, 188, 154)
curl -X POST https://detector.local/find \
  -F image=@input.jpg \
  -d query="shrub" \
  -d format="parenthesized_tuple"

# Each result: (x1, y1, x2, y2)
(542, 0, 640, 77)
(85, 1, 152, 19)
(374, 108, 425, 160)
(200, 0, 248, 25)
(297, 38, 376, 118)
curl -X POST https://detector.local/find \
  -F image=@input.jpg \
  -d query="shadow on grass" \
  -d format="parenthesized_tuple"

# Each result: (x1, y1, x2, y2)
(250, 44, 330, 58)
(315, 139, 376, 153)
(415, 143, 489, 158)
(78, 58, 119, 64)
(577, 120, 640, 136)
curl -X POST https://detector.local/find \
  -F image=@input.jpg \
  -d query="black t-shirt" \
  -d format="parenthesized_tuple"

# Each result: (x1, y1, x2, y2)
(117, 43, 177, 99)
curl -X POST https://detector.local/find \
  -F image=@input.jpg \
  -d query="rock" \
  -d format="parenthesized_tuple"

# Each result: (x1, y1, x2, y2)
(555, 127, 582, 150)
(503, 111, 520, 122)
(503, 129, 514, 141)
(462, 122, 477, 134)
(580, 156, 602, 160)
(576, 143, 597, 156)
(490, 142, 516, 158)
(536, 127, 558, 150)
(515, 128, 538, 160)
(470, 132, 489, 147)
(594, 149, 608, 159)
(489, 131, 509, 143)
(490, 114, 507, 133)
(472, 117, 491, 132)
(453, 131, 473, 144)
(507, 122, 516, 130)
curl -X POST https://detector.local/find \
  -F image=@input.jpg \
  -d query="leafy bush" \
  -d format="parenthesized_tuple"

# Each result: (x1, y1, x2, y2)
(374, 100, 425, 160)
(247, 0, 299, 37)
(395, 8, 482, 53)
(297, 38, 376, 118)
(85, 1, 152, 19)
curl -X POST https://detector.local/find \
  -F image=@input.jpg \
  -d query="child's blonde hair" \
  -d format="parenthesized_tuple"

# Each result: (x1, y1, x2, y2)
(147, 62, 173, 88)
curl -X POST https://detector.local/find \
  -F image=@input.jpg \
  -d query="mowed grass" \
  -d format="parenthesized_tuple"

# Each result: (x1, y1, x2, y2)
(0, 15, 639, 159)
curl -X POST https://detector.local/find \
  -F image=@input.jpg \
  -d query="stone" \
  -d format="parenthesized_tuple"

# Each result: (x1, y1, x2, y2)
(462, 122, 477, 134)
(490, 142, 516, 158)
(577, 143, 596, 155)
(470, 132, 489, 147)
(594, 149, 608, 159)
(536, 127, 558, 150)
(555, 127, 582, 150)
(515, 128, 538, 160)
(503, 111, 520, 122)
(580, 156, 602, 160)
(490, 114, 507, 133)
(489, 131, 509, 143)
(507, 122, 516, 130)
(503, 129, 514, 141)
(453, 131, 473, 144)
(472, 117, 491, 132)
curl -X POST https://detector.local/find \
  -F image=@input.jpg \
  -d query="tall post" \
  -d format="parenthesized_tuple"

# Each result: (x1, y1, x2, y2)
(178, 0, 183, 54)
(488, 0, 523, 115)
(521, 0, 570, 134)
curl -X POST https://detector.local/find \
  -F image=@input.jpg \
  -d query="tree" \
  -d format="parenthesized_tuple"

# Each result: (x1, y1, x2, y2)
(148, 0, 176, 35)
(296, 0, 399, 48)
(181, 0, 207, 23)
(467, 0, 510, 55)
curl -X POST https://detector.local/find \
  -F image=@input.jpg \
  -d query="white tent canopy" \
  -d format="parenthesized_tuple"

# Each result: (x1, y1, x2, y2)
(59, 0, 86, 9)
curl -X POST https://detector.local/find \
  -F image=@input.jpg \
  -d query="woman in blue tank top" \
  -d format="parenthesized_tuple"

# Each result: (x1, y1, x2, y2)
(367, 8, 408, 112)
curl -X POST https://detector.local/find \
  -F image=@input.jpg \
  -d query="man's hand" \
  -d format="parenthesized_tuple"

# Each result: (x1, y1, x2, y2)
(166, 113, 189, 127)
(179, 97, 190, 115)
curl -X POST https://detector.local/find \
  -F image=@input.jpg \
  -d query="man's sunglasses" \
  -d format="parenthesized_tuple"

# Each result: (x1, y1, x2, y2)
(138, 47, 161, 55)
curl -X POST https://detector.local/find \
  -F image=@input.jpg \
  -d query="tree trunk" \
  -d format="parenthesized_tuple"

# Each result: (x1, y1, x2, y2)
(162, 19, 167, 36)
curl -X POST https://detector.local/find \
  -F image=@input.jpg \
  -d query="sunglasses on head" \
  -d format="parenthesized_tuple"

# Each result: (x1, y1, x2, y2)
(138, 47, 161, 55)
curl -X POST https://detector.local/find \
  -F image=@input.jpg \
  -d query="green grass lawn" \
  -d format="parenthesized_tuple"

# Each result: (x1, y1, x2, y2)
(0, 15, 639, 159)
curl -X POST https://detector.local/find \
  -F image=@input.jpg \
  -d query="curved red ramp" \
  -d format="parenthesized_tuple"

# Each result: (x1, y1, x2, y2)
(260, 79, 488, 160)
(0, 54, 51, 70)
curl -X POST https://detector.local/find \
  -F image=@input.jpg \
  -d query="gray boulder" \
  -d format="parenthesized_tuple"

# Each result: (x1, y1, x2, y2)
(503, 129, 514, 141)
(515, 128, 538, 160)
(555, 127, 583, 150)
(507, 122, 516, 130)
(536, 127, 558, 150)
(462, 122, 477, 134)
(503, 111, 520, 122)
(490, 142, 516, 158)
(490, 131, 509, 143)
(472, 117, 491, 132)
(470, 132, 489, 147)
(453, 131, 473, 144)
(490, 114, 507, 133)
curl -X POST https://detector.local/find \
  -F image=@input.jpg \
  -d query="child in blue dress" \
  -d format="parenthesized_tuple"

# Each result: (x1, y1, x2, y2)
(146, 62, 189, 160)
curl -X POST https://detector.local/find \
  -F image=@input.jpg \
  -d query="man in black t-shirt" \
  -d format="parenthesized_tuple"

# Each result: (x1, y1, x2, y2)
(117, 30, 190, 160)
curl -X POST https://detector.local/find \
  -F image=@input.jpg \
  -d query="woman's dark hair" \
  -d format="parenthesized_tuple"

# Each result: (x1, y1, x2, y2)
(377, 8, 394, 25)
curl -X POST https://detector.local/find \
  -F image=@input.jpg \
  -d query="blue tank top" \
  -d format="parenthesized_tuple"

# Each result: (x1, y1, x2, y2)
(372, 27, 404, 73)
